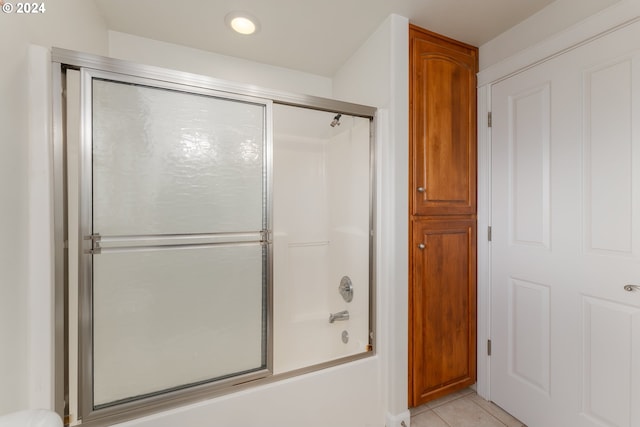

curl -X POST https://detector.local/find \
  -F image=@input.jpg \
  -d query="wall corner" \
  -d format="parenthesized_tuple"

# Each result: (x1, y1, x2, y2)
(386, 409, 411, 427)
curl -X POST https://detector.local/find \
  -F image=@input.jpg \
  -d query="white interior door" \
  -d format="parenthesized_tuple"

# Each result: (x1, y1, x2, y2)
(490, 21, 640, 427)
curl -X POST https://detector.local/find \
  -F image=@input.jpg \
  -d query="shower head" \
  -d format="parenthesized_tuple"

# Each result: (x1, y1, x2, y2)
(330, 113, 342, 127)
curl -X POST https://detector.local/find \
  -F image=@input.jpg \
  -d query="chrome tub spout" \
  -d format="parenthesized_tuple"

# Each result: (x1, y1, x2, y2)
(329, 310, 349, 323)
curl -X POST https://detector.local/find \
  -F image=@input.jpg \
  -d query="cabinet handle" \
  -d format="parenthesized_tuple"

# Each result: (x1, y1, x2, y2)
(418, 243, 425, 250)
(624, 284, 640, 292)
(417, 187, 425, 193)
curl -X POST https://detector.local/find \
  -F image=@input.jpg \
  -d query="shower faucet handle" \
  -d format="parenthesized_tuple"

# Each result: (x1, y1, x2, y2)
(329, 310, 349, 323)
(339, 276, 353, 302)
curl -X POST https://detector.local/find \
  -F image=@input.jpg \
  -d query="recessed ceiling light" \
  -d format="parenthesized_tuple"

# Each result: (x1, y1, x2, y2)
(225, 12, 260, 35)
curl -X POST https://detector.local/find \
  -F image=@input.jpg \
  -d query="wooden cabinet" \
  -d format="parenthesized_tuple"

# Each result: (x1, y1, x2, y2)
(410, 219, 477, 404)
(408, 25, 478, 407)
(410, 26, 477, 216)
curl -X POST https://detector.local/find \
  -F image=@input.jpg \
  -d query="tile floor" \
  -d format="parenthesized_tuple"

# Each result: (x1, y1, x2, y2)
(410, 388, 526, 427)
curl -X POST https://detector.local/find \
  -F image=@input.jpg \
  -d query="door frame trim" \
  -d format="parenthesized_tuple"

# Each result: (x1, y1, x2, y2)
(478, 1, 640, 86)
(476, 84, 492, 400)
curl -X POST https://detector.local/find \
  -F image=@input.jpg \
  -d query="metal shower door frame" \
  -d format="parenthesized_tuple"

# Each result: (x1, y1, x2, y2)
(52, 47, 378, 427)
(77, 66, 274, 423)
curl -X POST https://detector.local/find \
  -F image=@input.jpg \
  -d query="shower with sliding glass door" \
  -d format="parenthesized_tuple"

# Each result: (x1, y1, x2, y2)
(54, 49, 375, 426)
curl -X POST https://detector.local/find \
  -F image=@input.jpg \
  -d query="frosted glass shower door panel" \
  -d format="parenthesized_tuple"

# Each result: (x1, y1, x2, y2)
(92, 245, 266, 406)
(92, 79, 265, 235)
(85, 73, 271, 410)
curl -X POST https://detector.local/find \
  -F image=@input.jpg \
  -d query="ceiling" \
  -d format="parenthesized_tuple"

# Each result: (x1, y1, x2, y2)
(93, 0, 558, 77)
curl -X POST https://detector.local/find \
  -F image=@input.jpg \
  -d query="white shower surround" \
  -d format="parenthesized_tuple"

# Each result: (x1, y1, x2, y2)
(272, 106, 371, 374)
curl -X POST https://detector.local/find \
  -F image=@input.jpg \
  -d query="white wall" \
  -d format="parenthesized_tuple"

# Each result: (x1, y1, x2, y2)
(0, 16, 29, 416)
(479, 0, 621, 69)
(333, 14, 410, 427)
(0, 0, 108, 416)
(108, 31, 332, 98)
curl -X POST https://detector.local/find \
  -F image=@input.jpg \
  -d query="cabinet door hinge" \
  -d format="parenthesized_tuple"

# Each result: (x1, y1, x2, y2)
(488, 226, 492, 242)
(488, 112, 492, 128)
(487, 339, 492, 356)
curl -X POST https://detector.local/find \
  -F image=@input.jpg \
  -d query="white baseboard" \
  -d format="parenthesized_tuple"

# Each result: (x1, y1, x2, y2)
(386, 410, 411, 427)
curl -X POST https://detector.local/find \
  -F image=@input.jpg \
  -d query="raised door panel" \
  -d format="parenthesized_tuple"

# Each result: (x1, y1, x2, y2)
(410, 26, 478, 216)
(490, 21, 640, 426)
(410, 219, 477, 406)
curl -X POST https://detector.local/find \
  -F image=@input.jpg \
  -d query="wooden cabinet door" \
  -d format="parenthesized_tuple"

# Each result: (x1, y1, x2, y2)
(410, 26, 478, 216)
(409, 219, 477, 406)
